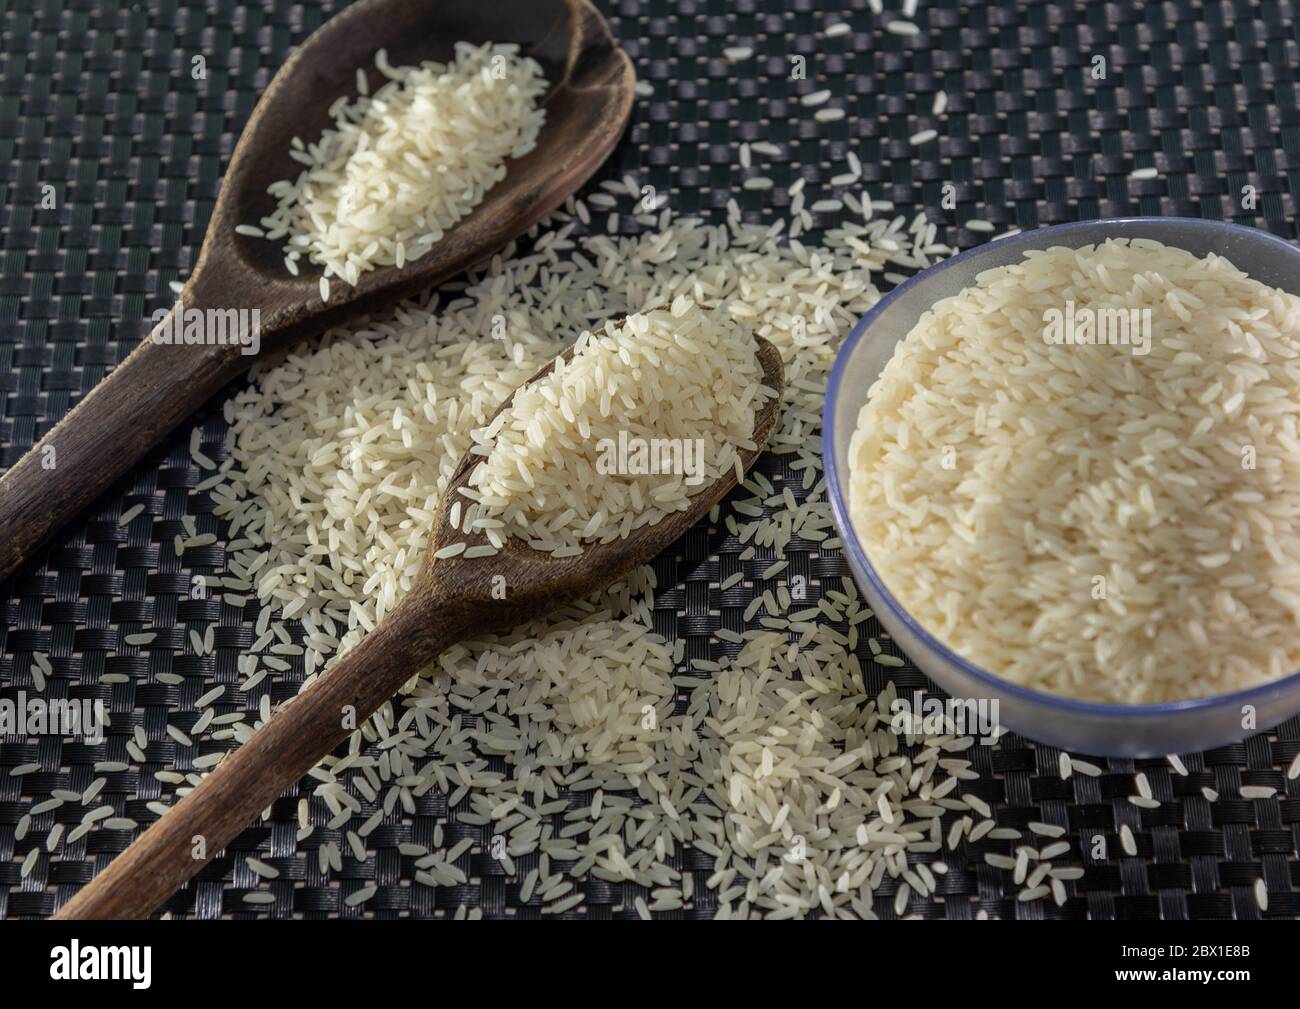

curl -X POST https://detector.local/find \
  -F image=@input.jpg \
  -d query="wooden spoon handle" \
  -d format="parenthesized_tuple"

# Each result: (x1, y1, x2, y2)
(54, 593, 465, 919)
(0, 301, 252, 582)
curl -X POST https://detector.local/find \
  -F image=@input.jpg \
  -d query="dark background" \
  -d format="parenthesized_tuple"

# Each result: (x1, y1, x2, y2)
(1, 0, 1298, 918)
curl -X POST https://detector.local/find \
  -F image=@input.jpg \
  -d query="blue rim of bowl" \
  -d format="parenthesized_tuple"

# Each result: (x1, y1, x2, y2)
(823, 216, 1300, 718)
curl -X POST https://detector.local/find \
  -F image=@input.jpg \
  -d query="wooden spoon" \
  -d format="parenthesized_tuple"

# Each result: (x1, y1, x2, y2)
(0, 0, 634, 583)
(54, 334, 785, 919)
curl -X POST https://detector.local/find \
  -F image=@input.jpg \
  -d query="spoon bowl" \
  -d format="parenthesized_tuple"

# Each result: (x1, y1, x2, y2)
(220, 0, 631, 306)
(0, 0, 635, 583)
(54, 332, 785, 919)
(422, 334, 787, 628)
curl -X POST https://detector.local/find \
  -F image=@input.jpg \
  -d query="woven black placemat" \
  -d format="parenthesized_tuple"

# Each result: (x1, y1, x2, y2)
(2, 0, 1299, 919)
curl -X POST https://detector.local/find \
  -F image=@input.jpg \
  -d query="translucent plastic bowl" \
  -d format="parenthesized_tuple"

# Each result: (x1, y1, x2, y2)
(823, 217, 1300, 756)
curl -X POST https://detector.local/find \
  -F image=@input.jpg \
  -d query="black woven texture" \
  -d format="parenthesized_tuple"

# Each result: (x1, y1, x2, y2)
(3, 0, 1300, 920)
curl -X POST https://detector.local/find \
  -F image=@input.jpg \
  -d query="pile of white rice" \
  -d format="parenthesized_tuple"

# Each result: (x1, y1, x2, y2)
(456, 298, 776, 556)
(849, 238, 1300, 704)
(198, 183, 1038, 918)
(68, 177, 1207, 919)
(246, 41, 547, 297)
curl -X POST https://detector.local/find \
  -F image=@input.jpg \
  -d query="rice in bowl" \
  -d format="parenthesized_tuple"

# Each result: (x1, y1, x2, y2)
(848, 237, 1300, 704)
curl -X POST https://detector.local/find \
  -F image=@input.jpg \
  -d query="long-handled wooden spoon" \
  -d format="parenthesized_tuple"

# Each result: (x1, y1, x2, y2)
(54, 334, 784, 919)
(0, 0, 633, 582)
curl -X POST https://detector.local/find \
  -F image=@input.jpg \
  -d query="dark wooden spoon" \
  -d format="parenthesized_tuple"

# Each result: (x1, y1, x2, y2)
(0, 0, 634, 582)
(54, 333, 784, 919)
